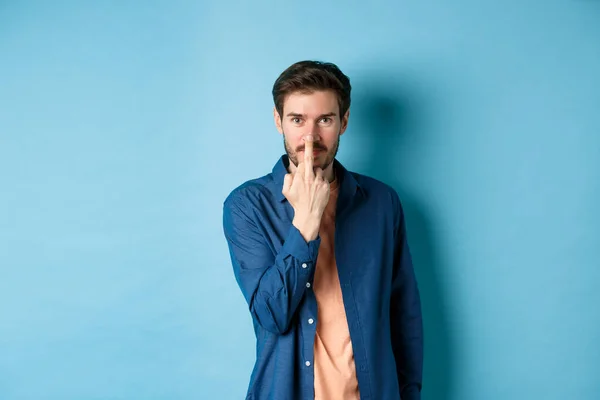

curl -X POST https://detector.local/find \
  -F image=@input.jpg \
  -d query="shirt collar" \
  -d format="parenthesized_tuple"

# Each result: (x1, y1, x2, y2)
(272, 155, 364, 203)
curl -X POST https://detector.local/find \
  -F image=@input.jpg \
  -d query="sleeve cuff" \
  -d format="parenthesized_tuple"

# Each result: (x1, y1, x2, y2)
(281, 224, 321, 264)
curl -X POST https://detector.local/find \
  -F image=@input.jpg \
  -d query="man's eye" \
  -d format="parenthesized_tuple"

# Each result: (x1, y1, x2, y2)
(292, 118, 301, 124)
(320, 117, 331, 123)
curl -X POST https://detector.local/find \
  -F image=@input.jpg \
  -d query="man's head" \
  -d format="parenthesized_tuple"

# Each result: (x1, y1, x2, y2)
(272, 60, 351, 171)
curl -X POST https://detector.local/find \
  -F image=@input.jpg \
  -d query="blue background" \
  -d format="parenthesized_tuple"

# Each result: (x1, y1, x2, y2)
(1, 1, 599, 399)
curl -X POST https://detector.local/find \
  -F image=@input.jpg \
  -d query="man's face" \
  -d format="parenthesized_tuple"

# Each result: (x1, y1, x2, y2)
(274, 90, 349, 171)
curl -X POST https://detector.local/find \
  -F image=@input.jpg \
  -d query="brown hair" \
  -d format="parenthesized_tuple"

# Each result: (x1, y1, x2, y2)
(272, 60, 351, 118)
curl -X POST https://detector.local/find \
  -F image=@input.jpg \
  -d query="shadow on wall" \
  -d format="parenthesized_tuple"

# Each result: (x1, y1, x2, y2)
(352, 78, 456, 400)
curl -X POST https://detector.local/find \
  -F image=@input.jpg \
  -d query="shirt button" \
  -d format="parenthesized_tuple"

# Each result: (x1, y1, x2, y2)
(308, 318, 314, 324)
(305, 361, 311, 367)
(301, 263, 308, 269)
(306, 282, 311, 288)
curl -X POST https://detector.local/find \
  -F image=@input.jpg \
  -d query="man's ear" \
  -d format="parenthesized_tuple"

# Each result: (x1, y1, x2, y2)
(274, 107, 283, 134)
(340, 109, 350, 135)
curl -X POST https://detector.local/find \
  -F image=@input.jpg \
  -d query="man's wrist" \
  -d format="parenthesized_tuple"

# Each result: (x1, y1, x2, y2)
(292, 214, 321, 242)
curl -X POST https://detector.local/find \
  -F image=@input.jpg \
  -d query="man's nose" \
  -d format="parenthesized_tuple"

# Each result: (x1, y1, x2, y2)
(302, 135, 322, 148)
(303, 122, 321, 142)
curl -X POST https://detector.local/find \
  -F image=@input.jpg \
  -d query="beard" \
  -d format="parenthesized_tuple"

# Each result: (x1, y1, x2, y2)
(283, 131, 340, 172)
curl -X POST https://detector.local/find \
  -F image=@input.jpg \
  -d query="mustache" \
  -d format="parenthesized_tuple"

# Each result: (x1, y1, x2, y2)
(297, 144, 327, 152)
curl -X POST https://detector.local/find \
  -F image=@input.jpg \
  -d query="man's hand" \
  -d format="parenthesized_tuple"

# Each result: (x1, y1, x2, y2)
(282, 135, 330, 242)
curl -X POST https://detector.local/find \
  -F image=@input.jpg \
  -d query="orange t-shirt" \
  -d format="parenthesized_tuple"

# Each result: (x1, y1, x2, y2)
(313, 176, 360, 400)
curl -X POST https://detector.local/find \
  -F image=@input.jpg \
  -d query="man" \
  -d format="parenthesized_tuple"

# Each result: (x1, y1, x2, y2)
(222, 60, 423, 400)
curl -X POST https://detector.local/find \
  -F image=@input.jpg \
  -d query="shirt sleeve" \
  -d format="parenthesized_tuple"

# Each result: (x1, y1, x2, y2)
(223, 192, 321, 335)
(390, 192, 424, 399)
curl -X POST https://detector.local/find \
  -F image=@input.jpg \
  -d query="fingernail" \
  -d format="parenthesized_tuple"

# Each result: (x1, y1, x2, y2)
(303, 135, 314, 141)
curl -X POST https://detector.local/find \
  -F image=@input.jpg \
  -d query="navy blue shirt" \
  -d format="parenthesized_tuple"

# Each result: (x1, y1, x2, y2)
(222, 156, 423, 400)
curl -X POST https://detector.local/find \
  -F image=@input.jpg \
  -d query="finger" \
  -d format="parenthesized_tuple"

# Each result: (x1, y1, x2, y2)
(314, 167, 324, 182)
(304, 135, 314, 180)
(296, 159, 305, 179)
(282, 173, 293, 195)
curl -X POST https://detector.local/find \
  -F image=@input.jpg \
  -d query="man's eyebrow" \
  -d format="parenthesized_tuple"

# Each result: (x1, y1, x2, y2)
(285, 112, 338, 118)
(317, 112, 337, 119)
